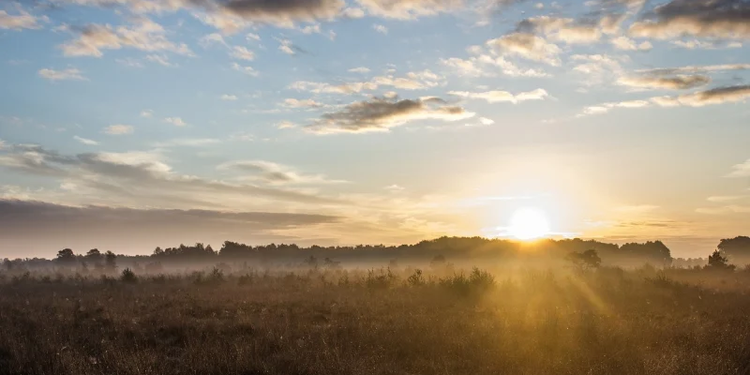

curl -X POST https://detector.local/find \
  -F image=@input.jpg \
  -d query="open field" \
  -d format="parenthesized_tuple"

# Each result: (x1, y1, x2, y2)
(2, 266, 750, 375)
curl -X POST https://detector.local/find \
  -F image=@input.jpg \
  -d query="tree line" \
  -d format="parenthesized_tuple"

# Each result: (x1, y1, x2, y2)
(3, 236, 749, 271)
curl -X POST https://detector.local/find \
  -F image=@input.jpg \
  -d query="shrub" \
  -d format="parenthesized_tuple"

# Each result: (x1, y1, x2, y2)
(439, 268, 495, 296)
(406, 269, 425, 287)
(120, 268, 138, 284)
(366, 268, 397, 289)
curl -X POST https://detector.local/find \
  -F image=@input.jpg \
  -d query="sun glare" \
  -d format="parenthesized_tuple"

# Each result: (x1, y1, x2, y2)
(508, 207, 551, 240)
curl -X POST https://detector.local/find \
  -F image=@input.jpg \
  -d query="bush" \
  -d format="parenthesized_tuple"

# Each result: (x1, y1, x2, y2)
(439, 268, 495, 296)
(120, 268, 137, 284)
(366, 268, 397, 289)
(406, 269, 425, 287)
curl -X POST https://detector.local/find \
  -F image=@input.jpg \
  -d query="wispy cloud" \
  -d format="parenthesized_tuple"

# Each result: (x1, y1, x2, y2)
(0, 9, 47, 30)
(726, 159, 750, 178)
(373, 24, 388, 34)
(38, 68, 86, 81)
(449, 88, 549, 104)
(73, 136, 99, 145)
(104, 124, 134, 135)
(164, 117, 187, 127)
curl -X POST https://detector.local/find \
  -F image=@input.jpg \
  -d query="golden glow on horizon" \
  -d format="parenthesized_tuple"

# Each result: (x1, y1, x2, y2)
(508, 207, 551, 240)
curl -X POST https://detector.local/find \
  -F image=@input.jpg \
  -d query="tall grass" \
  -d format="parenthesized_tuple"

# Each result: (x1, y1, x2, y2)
(1, 266, 750, 375)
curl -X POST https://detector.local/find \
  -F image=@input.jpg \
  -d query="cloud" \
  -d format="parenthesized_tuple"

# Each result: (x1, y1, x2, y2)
(580, 85, 750, 116)
(611, 36, 653, 51)
(341, 7, 366, 18)
(289, 69, 443, 94)
(671, 39, 743, 49)
(0, 9, 47, 30)
(218, 160, 346, 184)
(385, 184, 405, 192)
(60, 18, 193, 57)
(231, 62, 259, 76)
(277, 121, 297, 129)
(221, 94, 238, 101)
(116, 58, 145, 68)
(164, 117, 187, 126)
(441, 55, 549, 78)
(305, 96, 475, 134)
(637, 63, 750, 76)
(104, 124, 134, 135)
(348, 67, 371, 73)
(629, 0, 750, 39)
(145, 54, 174, 66)
(487, 32, 562, 66)
(140, 110, 153, 118)
(449, 88, 549, 103)
(230, 45, 255, 60)
(618, 75, 711, 90)
(373, 24, 388, 34)
(277, 38, 298, 54)
(0, 198, 338, 254)
(283, 98, 323, 108)
(727, 159, 750, 178)
(517, 16, 606, 45)
(0, 144, 342, 210)
(153, 138, 221, 147)
(200, 32, 229, 47)
(38, 68, 87, 81)
(578, 99, 651, 116)
(673, 85, 750, 107)
(570, 54, 625, 86)
(216, 0, 345, 28)
(356, 0, 465, 19)
(73, 136, 99, 145)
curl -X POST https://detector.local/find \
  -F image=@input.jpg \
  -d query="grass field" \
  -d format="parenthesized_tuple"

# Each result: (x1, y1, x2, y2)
(2, 266, 750, 375)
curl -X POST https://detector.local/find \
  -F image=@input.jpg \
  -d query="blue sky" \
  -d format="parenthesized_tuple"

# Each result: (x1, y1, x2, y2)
(1, 0, 749, 258)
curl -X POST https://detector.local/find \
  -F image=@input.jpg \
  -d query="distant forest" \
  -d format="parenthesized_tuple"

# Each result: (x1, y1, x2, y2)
(4, 236, 750, 272)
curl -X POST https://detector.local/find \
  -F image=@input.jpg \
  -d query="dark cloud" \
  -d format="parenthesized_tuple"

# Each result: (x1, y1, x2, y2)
(630, 0, 750, 39)
(0, 199, 338, 257)
(305, 96, 475, 134)
(679, 84, 750, 106)
(217, 0, 344, 24)
(618, 74, 711, 90)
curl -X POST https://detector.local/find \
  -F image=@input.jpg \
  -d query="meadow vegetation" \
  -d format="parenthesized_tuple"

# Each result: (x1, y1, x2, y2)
(2, 256, 750, 375)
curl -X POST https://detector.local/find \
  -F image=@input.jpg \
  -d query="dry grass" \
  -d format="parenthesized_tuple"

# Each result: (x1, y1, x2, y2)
(2, 266, 750, 375)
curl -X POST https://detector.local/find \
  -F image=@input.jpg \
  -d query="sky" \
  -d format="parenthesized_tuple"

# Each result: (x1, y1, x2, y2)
(0, 0, 749, 259)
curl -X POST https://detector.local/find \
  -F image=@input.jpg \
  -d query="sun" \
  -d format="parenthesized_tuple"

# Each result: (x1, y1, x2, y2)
(507, 207, 551, 240)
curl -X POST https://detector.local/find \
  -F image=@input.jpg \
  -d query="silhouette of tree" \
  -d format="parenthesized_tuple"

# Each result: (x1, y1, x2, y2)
(56, 248, 76, 265)
(104, 251, 117, 272)
(718, 237, 750, 265)
(85, 249, 103, 269)
(707, 250, 735, 271)
(566, 249, 601, 271)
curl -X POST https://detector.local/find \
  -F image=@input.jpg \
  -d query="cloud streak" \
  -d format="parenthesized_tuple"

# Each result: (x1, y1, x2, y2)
(449, 88, 549, 103)
(305, 96, 475, 134)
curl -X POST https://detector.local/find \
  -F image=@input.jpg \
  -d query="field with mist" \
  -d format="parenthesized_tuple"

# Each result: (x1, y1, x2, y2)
(2, 236, 750, 375)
